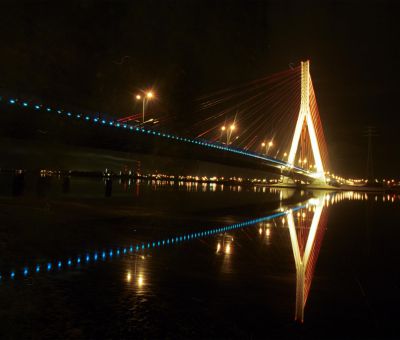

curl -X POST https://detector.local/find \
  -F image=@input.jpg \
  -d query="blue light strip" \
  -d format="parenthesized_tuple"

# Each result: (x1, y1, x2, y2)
(0, 205, 305, 283)
(0, 95, 307, 173)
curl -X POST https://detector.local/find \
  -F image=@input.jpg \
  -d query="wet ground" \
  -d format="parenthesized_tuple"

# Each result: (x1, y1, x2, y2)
(0, 175, 399, 339)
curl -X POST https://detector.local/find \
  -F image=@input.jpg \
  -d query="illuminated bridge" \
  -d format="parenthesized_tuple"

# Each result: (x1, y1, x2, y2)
(0, 61, 331, 184)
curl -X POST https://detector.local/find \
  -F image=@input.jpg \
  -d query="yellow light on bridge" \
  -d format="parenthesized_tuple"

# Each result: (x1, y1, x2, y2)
(268, 141, 273, 147)
(136, 94, 141, 100)
(230, 124, 236, 131)
(221, 126, 226, 131)
(147, 91, 153, 98)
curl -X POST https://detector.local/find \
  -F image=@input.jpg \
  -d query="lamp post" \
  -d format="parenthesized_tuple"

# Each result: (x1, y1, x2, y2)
(221, 124, 236, 145)
(136, 91, 154, 123)
(261, 140, 273, 155)
(227, 124, 236, 145)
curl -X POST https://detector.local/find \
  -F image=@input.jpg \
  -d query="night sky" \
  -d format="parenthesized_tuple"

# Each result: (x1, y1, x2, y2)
(1, 0, 399, 178)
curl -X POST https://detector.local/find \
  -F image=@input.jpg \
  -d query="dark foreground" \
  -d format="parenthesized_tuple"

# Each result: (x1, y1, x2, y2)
(0, 176, 399, 339)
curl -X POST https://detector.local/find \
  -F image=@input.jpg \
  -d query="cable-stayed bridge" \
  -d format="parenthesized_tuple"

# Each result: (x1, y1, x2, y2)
(0, 60, 333, 185)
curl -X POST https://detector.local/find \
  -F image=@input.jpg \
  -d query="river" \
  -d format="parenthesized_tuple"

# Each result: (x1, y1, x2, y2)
(0, 175, 399, 338)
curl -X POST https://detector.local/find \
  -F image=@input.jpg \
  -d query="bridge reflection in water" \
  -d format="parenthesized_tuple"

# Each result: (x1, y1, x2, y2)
(287, 197, 327, 322)
(3, 186, 397, 326)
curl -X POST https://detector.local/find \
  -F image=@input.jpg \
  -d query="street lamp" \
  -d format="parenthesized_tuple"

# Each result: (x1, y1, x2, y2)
(227, 124, 237, 144)
(261, 140, 273, 155)
(136, 91, 154, 123)
(221, 123, 237, 144)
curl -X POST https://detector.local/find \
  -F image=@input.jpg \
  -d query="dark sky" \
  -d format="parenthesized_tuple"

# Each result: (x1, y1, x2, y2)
(1, 0, 399, 178)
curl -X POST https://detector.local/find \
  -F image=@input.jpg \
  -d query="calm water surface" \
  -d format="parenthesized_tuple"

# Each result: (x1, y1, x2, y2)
(0, 175, 399, 339)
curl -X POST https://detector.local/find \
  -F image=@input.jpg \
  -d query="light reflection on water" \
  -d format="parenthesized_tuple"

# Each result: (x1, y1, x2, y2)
(125, 254, 148, 295)
(1, 181, 400, 336)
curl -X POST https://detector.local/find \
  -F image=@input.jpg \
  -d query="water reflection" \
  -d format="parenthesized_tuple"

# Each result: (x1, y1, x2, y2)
(2, 186, 400, 329)
(287, 197, 327, 323)
(216, 234, 234, 255)
(258, 222, 272, 245)
(126, 254, 148, 294)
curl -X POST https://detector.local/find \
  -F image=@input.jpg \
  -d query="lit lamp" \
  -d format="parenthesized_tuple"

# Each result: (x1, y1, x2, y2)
(136, 91, 154, 123)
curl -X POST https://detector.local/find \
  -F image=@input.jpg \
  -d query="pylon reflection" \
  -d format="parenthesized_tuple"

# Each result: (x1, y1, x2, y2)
(287, 197, 327, 322)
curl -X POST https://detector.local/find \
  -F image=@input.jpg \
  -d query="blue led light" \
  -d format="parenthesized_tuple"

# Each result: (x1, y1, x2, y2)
(85, 116, 90, 121)
(46, 107, 51, 112)
(3, 204, 306, 283)
(35, 105, 40, 110)
(22, 102, 28, 107)
(101, 120, 106, 124)
(57, 110, 62, 114)
(9, 99, 16, 104)
(67, 112, 72, 116)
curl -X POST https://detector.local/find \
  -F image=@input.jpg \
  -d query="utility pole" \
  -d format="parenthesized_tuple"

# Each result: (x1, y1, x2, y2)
(363, 126, 378, 181)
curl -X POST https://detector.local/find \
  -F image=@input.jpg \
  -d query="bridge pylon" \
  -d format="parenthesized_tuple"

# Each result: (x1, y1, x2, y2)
(287, 61, 326, 182)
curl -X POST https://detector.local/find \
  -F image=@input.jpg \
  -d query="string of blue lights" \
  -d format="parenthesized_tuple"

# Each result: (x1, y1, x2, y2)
(0, 95, 306, 172)
(0, 205, 305, 283)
